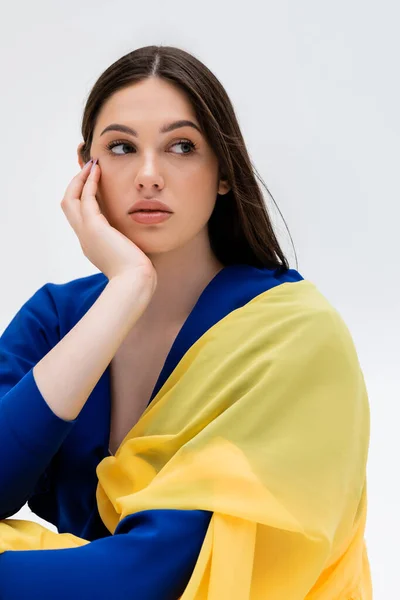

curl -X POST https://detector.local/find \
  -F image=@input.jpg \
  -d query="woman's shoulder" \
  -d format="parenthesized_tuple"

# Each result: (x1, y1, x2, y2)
(42, 270, 108, 302)
(240, 268, 354, 348)
(2, 271, 109, 340)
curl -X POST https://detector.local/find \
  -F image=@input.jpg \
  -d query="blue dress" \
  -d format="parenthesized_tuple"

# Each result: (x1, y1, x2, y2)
(0, 264, 303, 599)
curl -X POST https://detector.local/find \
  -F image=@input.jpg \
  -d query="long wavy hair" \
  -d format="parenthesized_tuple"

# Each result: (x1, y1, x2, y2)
(79, 45, 297, 272)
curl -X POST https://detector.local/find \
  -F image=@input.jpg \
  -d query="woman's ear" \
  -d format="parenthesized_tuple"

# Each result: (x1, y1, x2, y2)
(217, 166, 231, 195)
(77, 141, 87, 169)
(218, 177, 231, 196)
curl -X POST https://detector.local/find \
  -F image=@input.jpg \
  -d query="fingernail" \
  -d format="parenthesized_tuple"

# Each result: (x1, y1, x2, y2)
(90, 159, 98, 173)
(83, 159, 93, 169)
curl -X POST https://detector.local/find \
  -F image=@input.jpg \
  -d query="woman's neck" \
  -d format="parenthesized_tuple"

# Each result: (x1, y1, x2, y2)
(138, 237, 224, 328)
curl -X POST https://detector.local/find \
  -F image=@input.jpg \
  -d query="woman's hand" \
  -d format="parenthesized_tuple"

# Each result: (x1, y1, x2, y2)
(60, 159, 157, 294)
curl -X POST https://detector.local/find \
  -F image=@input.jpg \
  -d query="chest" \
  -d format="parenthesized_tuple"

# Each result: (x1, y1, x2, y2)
(107, 324, 181, 455)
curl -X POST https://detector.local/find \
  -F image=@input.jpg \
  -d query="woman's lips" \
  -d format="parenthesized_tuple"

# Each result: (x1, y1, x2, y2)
(129, 211, 173, 224)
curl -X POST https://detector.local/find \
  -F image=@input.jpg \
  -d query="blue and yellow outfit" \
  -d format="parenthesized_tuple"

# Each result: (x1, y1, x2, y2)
(0, 265, 372, 598)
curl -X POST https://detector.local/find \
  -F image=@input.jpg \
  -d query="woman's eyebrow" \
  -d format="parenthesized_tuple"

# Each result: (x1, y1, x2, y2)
(100, 120, 202, 137)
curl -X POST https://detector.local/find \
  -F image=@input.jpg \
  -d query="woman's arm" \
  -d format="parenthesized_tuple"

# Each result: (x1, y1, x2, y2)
(0, 275, 149, 519)
(0, 509, 212, 600)
(32, 275, 150, 421)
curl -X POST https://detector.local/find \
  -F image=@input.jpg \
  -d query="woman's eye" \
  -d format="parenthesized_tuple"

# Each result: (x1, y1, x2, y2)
(105, 139, 197, 156)
(170, 140, 197, 155)
(106, 142, 134, 155)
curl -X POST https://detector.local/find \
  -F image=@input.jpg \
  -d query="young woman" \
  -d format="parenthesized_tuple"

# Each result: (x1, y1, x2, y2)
(0, 45, 372, 599)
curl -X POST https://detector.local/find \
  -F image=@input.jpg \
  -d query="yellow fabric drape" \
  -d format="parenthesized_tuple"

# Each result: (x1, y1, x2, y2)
(0, 280, 372, 599)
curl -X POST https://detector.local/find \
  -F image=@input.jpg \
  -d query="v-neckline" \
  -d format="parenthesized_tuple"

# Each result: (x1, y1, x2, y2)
(106, 264, 230, 456)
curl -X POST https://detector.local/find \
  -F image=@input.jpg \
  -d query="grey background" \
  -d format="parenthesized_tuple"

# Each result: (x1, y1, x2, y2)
(0, 1, 398, 597)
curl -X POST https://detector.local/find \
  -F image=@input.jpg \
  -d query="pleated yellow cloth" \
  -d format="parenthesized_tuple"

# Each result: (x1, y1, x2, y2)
(0, 280, 372, 599)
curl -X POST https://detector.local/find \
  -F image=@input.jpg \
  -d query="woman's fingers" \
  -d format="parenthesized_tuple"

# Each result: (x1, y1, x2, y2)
(60, 159, 94, 232)
(80, 160, 103, 221)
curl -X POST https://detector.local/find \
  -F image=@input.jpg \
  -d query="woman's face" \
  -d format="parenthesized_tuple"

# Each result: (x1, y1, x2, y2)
(77, 77, 230, 256)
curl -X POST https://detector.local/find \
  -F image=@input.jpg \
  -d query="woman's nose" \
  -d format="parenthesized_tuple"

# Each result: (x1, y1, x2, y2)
(135, 163, 164, 192)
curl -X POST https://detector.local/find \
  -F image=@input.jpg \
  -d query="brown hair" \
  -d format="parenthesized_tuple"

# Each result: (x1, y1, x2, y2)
(79, 45, 297, 272)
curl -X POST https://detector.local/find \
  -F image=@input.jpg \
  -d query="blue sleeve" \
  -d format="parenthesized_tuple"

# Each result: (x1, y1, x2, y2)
(0, 284, 76, 519)
(0, 508, 212, 600)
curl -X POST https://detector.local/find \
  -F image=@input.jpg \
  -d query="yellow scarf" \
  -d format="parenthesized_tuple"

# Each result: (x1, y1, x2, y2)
(0, 280, 372, 599)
